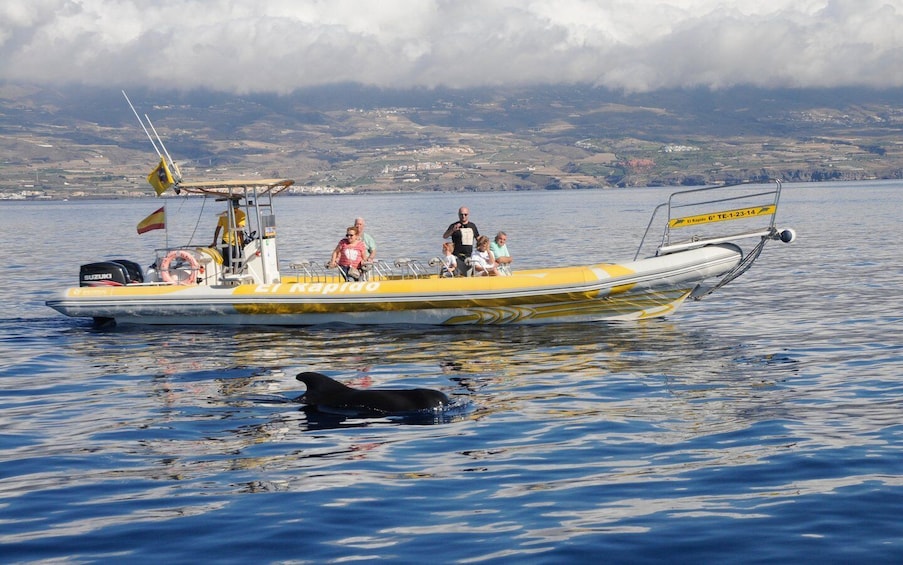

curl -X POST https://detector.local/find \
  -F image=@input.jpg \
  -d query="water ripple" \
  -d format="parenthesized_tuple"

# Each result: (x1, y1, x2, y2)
(2, 185, 902, 562)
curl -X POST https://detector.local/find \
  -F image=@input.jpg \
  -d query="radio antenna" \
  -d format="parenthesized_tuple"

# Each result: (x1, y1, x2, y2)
(145, 114, 182, 182)
(121, 90, 162, 158)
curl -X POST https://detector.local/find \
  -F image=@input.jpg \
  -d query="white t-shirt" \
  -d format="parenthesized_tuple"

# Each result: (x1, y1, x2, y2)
(470, 249, 493, 275)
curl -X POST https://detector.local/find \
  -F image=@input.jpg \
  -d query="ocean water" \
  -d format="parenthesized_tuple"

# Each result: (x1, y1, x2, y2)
(1, 182, 901, 563)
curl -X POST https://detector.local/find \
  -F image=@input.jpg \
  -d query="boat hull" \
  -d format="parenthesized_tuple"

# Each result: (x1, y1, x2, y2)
(46, 245, 741, 326)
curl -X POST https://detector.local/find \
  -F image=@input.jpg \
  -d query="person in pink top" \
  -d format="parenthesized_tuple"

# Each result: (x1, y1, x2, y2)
(328, 226, 366, 281)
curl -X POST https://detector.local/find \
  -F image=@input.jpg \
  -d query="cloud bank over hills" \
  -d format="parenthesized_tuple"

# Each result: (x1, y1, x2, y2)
(2, 0, 901, 94)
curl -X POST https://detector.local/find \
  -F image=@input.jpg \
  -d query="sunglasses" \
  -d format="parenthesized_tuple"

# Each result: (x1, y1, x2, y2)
(346, 233, 355, 237)
(459, 213, 468, 217)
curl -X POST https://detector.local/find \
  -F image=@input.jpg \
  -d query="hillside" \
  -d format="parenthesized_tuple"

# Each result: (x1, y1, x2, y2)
(2, 84, 902, 198)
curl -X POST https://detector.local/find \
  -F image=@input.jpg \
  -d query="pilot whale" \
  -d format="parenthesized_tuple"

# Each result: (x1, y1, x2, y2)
(295, 371, 449, 415)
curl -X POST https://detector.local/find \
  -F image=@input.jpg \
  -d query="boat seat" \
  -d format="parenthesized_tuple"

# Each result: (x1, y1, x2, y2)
(286, 260, 328, 281)
(428, 257, 456, 277)
(464, 257, 476, 277)
(394, 258, 429, 278)
(367, 260, 394, 280)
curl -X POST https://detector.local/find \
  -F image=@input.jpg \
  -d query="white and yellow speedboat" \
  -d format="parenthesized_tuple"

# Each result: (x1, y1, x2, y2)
(46, 179, 795, 327)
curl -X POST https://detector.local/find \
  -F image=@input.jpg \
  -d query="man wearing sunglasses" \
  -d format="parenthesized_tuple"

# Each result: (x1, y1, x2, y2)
(443, 206, 480, 276)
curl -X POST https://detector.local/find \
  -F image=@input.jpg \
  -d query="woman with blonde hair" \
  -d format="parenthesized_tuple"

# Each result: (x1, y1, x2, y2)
(470, 235, 499, 276)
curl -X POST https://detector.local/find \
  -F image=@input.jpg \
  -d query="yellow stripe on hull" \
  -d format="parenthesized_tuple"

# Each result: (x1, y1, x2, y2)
(441, 288, 692, 324)
(46, 245, 740, 326)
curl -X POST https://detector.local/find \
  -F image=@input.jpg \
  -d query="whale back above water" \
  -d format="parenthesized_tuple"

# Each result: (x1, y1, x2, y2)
(296, 371, 449, 415)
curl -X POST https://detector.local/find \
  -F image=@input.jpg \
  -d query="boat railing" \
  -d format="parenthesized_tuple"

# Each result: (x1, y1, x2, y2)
(286, 260, 328, 281)
(393, 258, 431, 279)
(367, 260, 395, 280)
(634, 180, 784, 260)
(284, 258, 439, 282)
(428, 257, 455, 277)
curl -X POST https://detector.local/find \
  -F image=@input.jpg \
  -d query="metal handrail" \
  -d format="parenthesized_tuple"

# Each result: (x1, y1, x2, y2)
(635, 180, 782, 260)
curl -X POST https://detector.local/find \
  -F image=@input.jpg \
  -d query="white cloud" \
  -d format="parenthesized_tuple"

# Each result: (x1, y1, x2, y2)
(1, 0, 901, 93)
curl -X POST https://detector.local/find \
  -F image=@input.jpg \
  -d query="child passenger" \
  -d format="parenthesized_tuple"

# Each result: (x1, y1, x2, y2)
(441, 242, 457, 277)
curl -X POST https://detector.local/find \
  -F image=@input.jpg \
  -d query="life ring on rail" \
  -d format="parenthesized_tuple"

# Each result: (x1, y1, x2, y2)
(160, 249, 200, 285)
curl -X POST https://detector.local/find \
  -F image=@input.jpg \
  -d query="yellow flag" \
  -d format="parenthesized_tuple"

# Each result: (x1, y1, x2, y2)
(147, 158, 174, 196)
(137, 206, 165, 234)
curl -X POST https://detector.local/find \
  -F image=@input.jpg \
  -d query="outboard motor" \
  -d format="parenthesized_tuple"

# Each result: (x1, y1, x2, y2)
(79, 260, 144, 287)
(111, 259, 145, 283)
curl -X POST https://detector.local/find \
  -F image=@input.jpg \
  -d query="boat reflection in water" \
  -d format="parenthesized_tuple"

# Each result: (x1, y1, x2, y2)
(60, 316, 796, 436)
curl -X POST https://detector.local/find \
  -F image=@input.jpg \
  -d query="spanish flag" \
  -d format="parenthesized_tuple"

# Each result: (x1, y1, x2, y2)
(137, 206, 165, 234)
(147, 157, 174, 196)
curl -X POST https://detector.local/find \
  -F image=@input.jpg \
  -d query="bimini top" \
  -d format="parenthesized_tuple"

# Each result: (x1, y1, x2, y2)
(176, 179, 294, 197)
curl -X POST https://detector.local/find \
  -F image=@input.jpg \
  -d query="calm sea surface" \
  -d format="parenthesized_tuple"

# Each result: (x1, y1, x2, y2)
(1, 182, 901, 563)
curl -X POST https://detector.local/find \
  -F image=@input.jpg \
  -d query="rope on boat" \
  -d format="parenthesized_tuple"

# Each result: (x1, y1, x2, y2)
(691, 230, 772, 300)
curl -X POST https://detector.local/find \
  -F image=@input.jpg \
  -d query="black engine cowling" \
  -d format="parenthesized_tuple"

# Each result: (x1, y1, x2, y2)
(79, 260, 144, 287)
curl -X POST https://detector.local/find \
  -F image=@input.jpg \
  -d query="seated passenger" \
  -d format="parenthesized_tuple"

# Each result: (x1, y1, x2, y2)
(328, 226, 366, 281)
(470, 235, 499, 276)
(441, 242, 457, 277)
(490, 231, 513, 276)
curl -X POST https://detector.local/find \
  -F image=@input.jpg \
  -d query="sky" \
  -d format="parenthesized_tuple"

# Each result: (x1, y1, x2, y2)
(1, 0, 902, 95)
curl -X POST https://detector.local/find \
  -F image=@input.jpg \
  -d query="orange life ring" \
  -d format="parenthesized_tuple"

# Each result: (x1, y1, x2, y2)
(160, 249, 200, 285)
